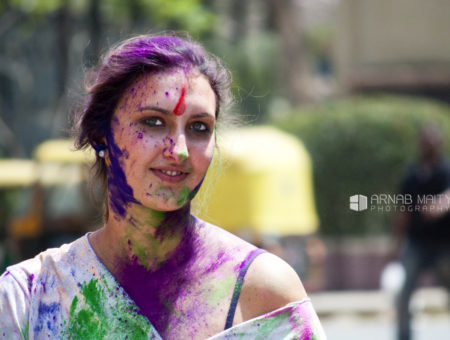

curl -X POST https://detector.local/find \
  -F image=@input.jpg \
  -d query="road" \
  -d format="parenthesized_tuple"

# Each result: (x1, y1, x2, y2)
(321, 313, 450, 340)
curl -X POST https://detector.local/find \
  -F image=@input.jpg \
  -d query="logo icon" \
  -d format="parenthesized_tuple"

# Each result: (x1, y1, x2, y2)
(350, 194, 367, 211)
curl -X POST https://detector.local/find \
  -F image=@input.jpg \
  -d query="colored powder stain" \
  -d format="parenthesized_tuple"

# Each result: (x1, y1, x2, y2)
(33, 302, 60, 333)
(106, 128, 140, 218)
(117, 221, 196, 336)
(150, 209, 166, 224)
(165, 91, 169, 97)
(39, 280, 46, 293)
(204, 249, 232, 274)
(291, 301, 316, 339)
(137, 132, 143, 139)
(127, 236, 161, 271)
(172, 87, 186, 116)
(21, 322, 29, 340)
(65, 278, 154, 339)
(81, 279, 106, 315)
(177, 186, 191, 206)
(183, 178, 204, 203)
(207, 277, 234, 306)
(178, 151, 188, 162)
(162, 136, 175, 157)
(255, 313, 289, 339)
(28, 274, 34, 293)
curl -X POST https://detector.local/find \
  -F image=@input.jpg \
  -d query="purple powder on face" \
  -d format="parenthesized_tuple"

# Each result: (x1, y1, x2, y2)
(106, 127, 140, 218)
(165, 91, 169, 97)
(162, 136, 175, 156)
(137, 132, 143, 139)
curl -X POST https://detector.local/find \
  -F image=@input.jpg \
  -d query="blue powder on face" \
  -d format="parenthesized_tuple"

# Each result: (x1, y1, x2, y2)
(106, 126, 140, 218)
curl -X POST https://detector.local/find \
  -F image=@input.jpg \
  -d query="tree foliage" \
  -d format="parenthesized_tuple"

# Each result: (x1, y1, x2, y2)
(272, 95, 450, 236)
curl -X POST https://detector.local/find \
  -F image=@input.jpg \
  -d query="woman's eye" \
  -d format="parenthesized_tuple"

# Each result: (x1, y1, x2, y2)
(190, 121, 209, 133)
(143, 117, 164, 127)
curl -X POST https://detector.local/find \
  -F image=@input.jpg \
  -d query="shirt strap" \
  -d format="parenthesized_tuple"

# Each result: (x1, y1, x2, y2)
(224, 248, 267, 330)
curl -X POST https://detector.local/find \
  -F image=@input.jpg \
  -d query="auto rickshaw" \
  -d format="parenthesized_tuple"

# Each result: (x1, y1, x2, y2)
(2, 139, 97, 264)
(193, 126, 325, 290)
(0, 159, 36, 270)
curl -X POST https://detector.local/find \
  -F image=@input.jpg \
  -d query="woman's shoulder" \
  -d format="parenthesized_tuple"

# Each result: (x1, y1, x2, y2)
(192, 217, 307, 323)
(193, 217, 257, 253)
(235, 251, 307, 323)
(0, 234, 93, 292)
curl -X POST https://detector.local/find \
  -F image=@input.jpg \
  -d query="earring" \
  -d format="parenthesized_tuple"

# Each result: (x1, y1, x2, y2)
(92, 143, 107, 158)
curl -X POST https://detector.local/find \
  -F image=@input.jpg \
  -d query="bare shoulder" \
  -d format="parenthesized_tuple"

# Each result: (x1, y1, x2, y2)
(235, 252, 307, 323)
(194, 217, 255, 250)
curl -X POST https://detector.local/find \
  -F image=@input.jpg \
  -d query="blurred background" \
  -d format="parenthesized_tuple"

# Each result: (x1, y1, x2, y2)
(1, 0, 450, 338)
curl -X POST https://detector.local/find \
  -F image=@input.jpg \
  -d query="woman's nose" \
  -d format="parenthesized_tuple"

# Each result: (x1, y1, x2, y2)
(163, 133, 189, 163)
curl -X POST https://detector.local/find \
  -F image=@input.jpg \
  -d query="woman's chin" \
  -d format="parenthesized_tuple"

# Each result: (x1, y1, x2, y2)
(141, 198, 189, 213)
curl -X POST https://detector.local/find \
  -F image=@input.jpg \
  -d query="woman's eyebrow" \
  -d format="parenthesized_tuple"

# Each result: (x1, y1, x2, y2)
(192, 112, 214, 119)
(139, 106, 214, 119)
(139, 106, 171, 115)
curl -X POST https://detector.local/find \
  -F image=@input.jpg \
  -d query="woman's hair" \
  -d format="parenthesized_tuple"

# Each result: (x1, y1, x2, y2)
(72, 33, 232, 211)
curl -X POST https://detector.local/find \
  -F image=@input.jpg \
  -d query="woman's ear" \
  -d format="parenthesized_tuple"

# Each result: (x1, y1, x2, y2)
(91, 139, 108, 158)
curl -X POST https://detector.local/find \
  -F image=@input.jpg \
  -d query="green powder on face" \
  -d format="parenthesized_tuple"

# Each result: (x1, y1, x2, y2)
(177, 186, 191, 206)
(64, 278, 155, 339)
(178, 151, 188, 162)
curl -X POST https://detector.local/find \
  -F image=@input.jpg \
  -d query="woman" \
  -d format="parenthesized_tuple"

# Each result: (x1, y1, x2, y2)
(0, 34, 326, 339)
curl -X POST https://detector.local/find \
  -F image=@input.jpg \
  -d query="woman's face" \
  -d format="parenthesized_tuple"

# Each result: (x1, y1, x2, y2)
(106, 69, 216, 213)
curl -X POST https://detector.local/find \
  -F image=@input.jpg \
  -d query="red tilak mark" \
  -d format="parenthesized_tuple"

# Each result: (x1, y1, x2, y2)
(173, 87, 186, 116)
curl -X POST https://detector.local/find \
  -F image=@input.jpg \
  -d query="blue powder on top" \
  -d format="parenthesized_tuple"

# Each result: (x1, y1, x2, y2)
(33, 302, 60, 333)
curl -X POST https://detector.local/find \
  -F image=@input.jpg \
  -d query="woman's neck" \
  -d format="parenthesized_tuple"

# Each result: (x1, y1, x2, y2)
(90, 203, 193, 276)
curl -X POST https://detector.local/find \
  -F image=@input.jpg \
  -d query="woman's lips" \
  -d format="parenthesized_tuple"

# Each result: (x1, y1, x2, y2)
(151, 168, 188, 183)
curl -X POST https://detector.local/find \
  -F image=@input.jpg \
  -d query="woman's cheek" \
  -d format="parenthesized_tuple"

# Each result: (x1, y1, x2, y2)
(131, 130, 161, 149)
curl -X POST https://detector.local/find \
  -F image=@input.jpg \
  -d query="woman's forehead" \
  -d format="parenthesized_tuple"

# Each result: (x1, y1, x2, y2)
(115, 69, 216, 117)
(133, 68, 203, 90)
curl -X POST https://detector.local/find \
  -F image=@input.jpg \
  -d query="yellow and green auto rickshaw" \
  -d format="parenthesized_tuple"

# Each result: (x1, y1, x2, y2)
(0, 139, 97, 266)
(193, 126, 325, 290)
(0, 158, 36, 270)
